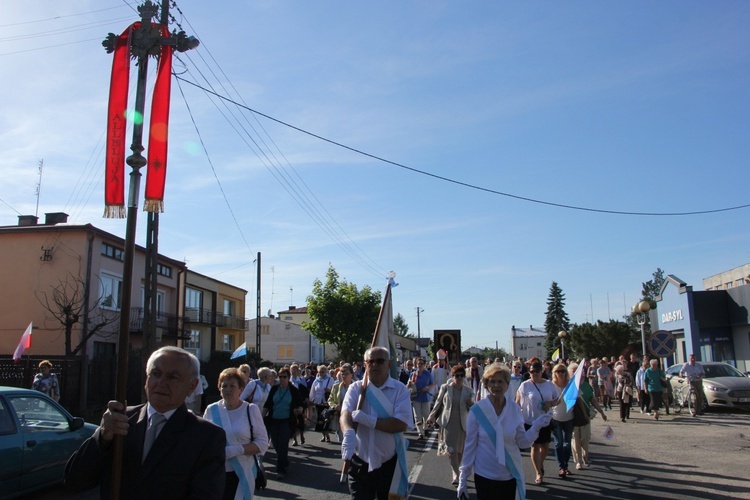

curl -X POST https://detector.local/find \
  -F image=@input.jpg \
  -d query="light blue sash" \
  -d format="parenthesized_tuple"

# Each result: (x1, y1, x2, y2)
(470, 403, 525, 499)
(365, 385, 409, 499)
(210, 404, 254, 499)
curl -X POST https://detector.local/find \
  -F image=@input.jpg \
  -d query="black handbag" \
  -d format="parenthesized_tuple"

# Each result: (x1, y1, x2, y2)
(247, 406, 267, 490)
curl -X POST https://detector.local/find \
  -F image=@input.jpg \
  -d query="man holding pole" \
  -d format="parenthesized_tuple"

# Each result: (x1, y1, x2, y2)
(340, 346, 413, 499)
(65, 346, 226, 499)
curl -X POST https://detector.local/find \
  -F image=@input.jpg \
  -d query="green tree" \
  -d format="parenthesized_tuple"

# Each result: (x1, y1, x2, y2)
(625, 268, 666, 348)
(569, 320, 638, 359)
(544, 281, 571, 359)
(304, 265, 382, 362)
(394, 313, 411, 338)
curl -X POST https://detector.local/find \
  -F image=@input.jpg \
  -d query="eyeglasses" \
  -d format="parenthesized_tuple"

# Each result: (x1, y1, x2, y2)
(529, 370, 540, 374)
(513, 365, 521, 369)
(366, 358, 387, 366)
(554, 370, 567, 374)
(279, 375, 289, 379)
(417, 363, 425, 366)
(454, 374, 465, 378)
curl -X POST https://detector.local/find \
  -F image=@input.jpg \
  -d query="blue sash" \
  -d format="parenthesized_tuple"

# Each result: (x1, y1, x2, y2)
(365, 385, 409, 499)
(470, 403, 525, 499)
(209, 404, 254, 499)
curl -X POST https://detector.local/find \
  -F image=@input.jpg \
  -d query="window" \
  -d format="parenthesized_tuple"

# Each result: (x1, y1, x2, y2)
(277, 345, 294, 359)
(261, 325, 270, 335)
(223, 299, 235, 317)
(100, 273, 123, 310)
(101, 242, 124, 261)
(726, 282, 733, 289)
(186, 288, 203, 309)
(140, 288, 165, 318)
(221, 334, 235, 352)
(736, 279, 744, 288)
(8, 396, 68, 431)
(0, 399, 16, 435)
(185, 330, 201, 350)
(156, 263, 172, 278)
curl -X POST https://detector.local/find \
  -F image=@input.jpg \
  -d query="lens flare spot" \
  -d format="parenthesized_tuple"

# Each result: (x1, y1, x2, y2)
(183, 141, 202, 156)
(124, 109, 144, 125)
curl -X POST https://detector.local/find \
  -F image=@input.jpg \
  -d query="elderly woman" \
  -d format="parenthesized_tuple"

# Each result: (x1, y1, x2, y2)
(516, 360, 559, 485)
(410, 357, 435, 440)
(240, 367, 274, 409)
(615, 364, 634, 423)
(644, 359, 667, 420)
(263, 368, 303, 480)
(327, 363, 354, 442)
(32, 360, 60, 402)
(309, 364, 335, 442)
(204, 368, 268, 499)
(459, 364, 552, 499)
(551, 363, 574, 478)
(568, 362, 606, 470)
(427, 364, 474, 485)
(597, 357, 614, 411)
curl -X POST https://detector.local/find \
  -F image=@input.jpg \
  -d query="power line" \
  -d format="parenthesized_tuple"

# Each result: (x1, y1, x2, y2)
(174, 76, 750, 218)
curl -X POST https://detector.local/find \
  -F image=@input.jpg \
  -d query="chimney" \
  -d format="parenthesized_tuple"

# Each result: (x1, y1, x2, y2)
(289, 305, 296, 311)
(18, 215, 38, 226)
(44, 212, 69, 225)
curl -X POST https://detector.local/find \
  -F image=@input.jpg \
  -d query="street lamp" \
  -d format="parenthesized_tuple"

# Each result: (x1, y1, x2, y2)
(632, 300, 651, 357)
(558, 330, 567, 361)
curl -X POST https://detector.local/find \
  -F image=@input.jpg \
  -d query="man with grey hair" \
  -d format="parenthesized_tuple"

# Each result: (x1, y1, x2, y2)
(340, 346, 413, 499)
(66, 346, 226, 498)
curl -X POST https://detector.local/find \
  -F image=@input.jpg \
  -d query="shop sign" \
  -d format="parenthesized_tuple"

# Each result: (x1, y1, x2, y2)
(662, 309, 683, 323)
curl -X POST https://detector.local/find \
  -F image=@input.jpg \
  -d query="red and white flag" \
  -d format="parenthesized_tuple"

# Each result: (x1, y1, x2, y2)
(12, 322, 33, 363)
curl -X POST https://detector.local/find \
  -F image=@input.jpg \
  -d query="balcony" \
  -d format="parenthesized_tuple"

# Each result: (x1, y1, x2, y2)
(129, 308, 189, 339)
(184, 307, 248, 330)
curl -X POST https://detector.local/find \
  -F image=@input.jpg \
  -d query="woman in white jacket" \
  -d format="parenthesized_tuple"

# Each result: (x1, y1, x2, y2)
(458, 364, 552, 499)
(205, 368, 269, 500)
(427, 364, 474, 486)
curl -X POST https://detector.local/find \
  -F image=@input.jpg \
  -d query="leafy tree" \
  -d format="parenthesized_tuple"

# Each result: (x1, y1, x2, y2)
(625, 268, 666, 348)
(35, 274, 119, 357)
(304, 265, 382, 362)
(569, 320, 638, 359)
(394, 313, 411, 338)
(544, 281, 571, 359)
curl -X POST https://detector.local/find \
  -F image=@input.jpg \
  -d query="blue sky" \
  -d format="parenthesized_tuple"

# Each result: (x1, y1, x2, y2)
(2, 1, 749, 355)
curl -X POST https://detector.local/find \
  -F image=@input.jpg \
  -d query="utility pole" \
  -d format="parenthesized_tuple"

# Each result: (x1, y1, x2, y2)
(256, 252, 261, 360)
(416, 307, 424, 357)
(102, 2, 198, 497)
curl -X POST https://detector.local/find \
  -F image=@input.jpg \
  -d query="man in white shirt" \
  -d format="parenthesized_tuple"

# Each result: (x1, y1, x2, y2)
(466, 357, 484, 401)
(680, 354, 706, 415)
(505, 361, 524, 401)
(341, 347, 413, 499)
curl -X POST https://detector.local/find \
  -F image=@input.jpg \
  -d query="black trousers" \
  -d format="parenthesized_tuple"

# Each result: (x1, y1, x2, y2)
(474, 473, 516, 500)
(348, 453, 398, 500)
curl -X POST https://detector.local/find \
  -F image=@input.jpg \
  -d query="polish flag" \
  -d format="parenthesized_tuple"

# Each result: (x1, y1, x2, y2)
(12, 322, 33, 363)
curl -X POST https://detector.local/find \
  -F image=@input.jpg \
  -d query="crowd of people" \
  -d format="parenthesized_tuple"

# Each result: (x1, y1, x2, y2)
(60, 346, 707, 499)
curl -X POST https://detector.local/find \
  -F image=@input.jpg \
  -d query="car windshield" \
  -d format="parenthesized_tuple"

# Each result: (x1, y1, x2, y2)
(705, 364, 744, 378)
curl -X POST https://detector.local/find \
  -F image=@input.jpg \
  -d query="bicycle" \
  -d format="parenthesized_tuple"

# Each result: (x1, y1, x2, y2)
(672, 378, 696, 415)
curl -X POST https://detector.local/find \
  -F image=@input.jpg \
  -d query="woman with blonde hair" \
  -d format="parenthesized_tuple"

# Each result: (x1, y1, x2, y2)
(459, 364, 552, 499)
(309, 364, 335, 442)
(426, 364, 474, 485)
(204, 368, 268, 499)
(240, 367, 274, 408)
(551, 362, 574, 478)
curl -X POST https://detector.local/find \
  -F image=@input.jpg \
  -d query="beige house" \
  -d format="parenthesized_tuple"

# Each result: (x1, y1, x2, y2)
(0, 213, 185, 359)
(181, 270, 247, 362)
(246, 312, 335, 365)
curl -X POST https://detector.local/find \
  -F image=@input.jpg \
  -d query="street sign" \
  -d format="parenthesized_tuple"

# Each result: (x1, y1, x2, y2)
(648, 330, 676, 358)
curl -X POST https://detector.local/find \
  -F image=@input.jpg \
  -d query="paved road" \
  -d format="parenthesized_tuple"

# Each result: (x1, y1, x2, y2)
(29, 406, 750, 499)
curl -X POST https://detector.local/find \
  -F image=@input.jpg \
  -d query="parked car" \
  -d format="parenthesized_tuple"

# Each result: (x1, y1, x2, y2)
(666, 362, 750, 410)
(0, 386, 97, 499)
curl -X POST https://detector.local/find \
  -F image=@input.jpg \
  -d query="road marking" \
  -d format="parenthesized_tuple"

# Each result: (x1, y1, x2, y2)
(407, 464, 422, 498)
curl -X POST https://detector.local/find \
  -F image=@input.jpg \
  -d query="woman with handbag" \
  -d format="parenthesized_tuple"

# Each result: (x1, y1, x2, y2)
(204, 368, 268, 500)
(615, 364, 634, 422)
(263, 368, 303, 480)
(309, 364, 335, 442)
(569, 362, 607, 470)
(327, 363, 354, 442)
(516, 360, 559, 485)
(426, 364, 474, 486)
(644, 359, 667, 420)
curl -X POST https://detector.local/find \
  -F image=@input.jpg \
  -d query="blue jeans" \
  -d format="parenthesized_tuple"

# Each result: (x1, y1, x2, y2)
(552, 419, 574, 470)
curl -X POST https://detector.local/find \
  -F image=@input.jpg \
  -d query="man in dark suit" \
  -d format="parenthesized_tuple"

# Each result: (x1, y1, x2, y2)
(66, 346, 226, 499)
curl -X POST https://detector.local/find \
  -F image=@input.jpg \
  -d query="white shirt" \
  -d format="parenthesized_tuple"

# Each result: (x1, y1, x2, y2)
(240, 379, 271, 407)
(460, 398, 536, 483)
(517, 379, 559, 424)
(203, 401, 269, 472)
(680, 362, 705, 382)
(309, 375, 335, 404)
(342, 377, 414, 471)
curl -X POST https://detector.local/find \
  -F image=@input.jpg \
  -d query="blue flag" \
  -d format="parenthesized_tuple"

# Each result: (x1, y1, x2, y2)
(561, 361, 585, 412)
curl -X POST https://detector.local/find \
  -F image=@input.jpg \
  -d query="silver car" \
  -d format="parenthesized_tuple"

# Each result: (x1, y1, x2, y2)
(667, 361, 750, 410)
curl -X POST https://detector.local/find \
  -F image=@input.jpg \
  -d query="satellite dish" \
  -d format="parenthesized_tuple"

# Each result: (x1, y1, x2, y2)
(267, 309, 272, 317)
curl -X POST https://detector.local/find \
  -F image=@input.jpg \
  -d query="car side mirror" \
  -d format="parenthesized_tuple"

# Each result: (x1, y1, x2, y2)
(70, 417, 85, 431)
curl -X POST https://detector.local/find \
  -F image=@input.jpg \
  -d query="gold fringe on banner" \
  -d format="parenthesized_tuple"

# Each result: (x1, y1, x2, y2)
(104, 205, 126, 219)
(143, 200, 164, 213)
